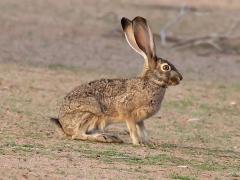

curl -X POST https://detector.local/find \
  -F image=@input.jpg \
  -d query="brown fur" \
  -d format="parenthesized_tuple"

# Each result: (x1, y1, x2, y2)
(54, 16, 183, 145)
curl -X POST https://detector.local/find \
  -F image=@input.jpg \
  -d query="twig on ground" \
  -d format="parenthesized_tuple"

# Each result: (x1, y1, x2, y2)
(160, 18, 240, 52)
(160, 4, 189, 46)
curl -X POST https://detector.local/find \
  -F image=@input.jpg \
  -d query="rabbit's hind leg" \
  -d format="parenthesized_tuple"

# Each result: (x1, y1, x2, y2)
(72, 114, 123, 143)
(59, 112, 86, 137)
(73, 131, 123, 143)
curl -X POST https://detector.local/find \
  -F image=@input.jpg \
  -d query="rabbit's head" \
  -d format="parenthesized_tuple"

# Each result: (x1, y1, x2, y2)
(121, 16, 183, 87)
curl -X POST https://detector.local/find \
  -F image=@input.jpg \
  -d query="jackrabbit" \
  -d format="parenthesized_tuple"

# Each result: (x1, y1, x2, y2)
(52, 16, 183, 145)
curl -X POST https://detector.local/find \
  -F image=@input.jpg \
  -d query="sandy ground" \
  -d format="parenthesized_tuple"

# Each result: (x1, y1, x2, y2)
(0, 0, 240, 179)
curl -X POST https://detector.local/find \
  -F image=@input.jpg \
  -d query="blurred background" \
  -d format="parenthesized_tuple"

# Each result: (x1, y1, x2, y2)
(0, 0, 239, 179)
(1, 0, 240, 80)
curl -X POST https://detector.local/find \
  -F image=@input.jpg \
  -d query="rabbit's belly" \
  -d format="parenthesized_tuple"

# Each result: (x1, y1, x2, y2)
(133, 104, 162, 121)
(113, 100, 163, 122)
(111, 103, 161, 122)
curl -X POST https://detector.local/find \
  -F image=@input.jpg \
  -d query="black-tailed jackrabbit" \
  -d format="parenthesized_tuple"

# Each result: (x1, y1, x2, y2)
(52, 16, 183, 145)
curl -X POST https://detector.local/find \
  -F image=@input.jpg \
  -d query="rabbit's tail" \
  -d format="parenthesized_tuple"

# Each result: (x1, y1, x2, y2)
(49, 117, 67, 136)
(50, 117, 62, 129)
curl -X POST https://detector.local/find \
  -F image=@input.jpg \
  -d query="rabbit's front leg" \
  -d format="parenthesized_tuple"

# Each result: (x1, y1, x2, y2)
(136, 121, 148, 144)
(126, 120, 140, 145)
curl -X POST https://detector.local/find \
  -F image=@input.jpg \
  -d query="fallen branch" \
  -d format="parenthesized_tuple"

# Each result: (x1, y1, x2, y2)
(160, 4, 189, 46)
(160, 19, 240, 53)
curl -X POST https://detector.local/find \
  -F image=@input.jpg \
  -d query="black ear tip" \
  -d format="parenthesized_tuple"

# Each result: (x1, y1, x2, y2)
(121, 17, 127, 25)
(121, 17, 130, 29)
(133, 16, 147, 23)
(121, 17, 127, 21)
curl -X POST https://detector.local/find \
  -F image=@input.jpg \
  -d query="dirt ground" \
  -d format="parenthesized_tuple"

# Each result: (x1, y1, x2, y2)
(0, 0, 240, 179)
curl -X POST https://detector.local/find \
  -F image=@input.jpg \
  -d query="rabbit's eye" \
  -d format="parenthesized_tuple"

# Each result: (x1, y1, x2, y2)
(161, 63, 171, 72)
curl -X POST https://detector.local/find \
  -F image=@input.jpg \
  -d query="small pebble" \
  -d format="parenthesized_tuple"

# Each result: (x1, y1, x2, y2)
(177, 165, 188, 168)
(230, 101, 237, 106)
(187, 118, 200, 122)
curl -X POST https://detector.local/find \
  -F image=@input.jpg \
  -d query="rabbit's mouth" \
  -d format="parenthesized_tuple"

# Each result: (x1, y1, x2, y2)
(169, 77, 181, 86)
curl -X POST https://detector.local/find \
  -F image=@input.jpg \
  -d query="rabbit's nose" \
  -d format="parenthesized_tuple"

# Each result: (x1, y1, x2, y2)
(178, 73, 183, 80)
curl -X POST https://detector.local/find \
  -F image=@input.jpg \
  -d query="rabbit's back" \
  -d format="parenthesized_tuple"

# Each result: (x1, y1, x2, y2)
(66, 79, 127, 100)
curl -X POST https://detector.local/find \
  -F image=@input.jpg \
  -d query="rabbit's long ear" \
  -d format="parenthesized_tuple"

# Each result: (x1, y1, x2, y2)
(121, 17, 148, 61)
(132, 16, 156, 68)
